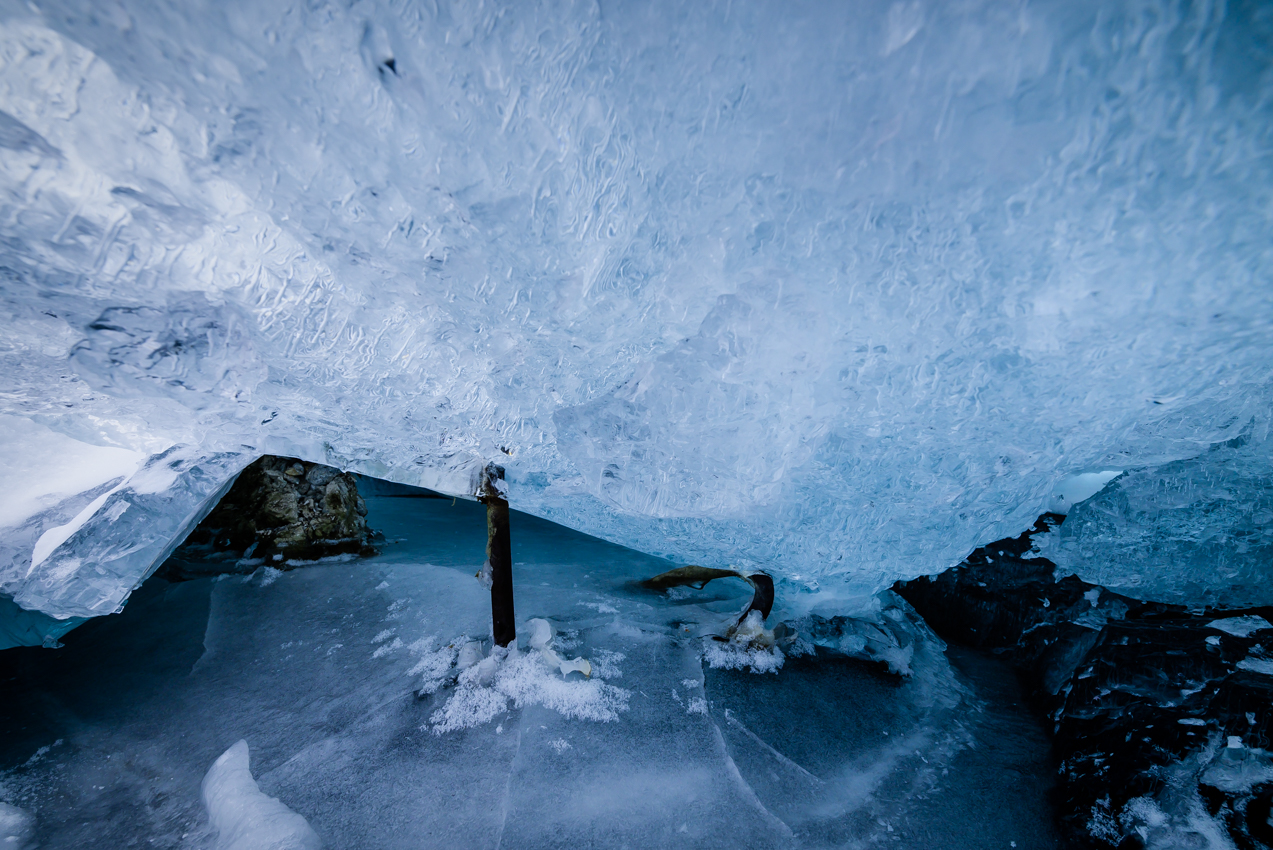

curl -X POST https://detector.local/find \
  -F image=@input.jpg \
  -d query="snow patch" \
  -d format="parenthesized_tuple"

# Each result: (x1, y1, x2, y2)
(0, 802, 35, 850)
(590, 649, 626, 680)
(701, 610, 785, 674)
(372, 638, 403, 659)
(405, 636, 462, 695)
(201, 740, 321, 850)
(252, 567, 284, 587)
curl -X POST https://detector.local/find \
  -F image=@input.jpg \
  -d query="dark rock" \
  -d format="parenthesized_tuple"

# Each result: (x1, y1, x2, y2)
(162, 456, 379, 579)
(895, 515, 1273, 850)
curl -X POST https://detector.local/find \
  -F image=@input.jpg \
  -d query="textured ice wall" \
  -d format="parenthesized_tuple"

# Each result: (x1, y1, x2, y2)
(1044, 427, 1273, 609)
(1, 0, 1271, 626)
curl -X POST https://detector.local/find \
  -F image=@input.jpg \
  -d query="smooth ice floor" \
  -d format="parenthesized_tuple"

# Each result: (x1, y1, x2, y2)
(0, 496, 1063, 849)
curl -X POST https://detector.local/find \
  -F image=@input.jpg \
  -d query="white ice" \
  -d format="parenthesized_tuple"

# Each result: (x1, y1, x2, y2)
(0, 801, 35, 850)
(0, 416, 144, 531)
(1047, 471, 1121, 516)
(201, 741, 321, 850)
(0, 0, 1271, 630)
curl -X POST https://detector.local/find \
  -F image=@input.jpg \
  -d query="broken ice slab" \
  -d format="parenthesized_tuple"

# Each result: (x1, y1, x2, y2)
(5, 447, 251, 631)
(1042, 432, 1273, 608)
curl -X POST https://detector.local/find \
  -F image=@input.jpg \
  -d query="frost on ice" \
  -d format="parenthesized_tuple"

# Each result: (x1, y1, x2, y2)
(407, 624, 630, 735)
(426, 645, 630, 735)
(1, 0, 1272, 637)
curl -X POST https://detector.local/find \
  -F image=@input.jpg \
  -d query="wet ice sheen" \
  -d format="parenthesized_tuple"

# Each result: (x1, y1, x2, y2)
(2, 0, 1272, 630)
(0, 497, 1062, 849)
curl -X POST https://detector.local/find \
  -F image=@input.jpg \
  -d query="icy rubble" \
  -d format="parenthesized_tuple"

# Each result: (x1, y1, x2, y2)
(897, 518, 1273, 849)
(1, 0, 1272, 632)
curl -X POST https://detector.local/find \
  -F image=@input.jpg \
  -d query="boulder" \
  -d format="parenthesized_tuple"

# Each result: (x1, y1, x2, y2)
(162, 456, 378, 579)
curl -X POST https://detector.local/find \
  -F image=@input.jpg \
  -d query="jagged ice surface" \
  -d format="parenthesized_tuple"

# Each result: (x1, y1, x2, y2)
(1044, 429, 1273, 608)
(1, 0, 1271, 624)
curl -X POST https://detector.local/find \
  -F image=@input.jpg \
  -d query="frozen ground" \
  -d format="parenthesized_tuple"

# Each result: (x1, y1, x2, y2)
(0, 496, 1061, 849)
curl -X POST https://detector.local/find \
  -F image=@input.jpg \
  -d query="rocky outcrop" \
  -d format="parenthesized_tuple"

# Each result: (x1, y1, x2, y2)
(163, 456, 378, 579)
(896, 515, 1273, 850)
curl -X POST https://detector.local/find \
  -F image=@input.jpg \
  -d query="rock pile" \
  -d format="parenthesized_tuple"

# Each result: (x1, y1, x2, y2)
(896, 516, 1273, 850)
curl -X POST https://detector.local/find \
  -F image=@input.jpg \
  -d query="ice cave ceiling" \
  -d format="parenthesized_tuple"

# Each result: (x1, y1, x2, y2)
(1, 0, 1271, 628)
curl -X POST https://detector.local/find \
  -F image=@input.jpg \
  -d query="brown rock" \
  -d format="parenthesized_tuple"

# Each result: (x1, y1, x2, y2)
(162, 456, 379, 579)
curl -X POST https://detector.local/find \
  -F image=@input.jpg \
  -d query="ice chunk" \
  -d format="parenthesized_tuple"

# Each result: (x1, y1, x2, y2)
(1200, 747, 1273, 795)
(9, 447, 251, 622)
(201, 740, 322, 850)
(0, 802, 35, 850)
(525, 617, 593, 677)
(0, 415, 144, 530)
(526, 617, 554, 651)
(799, 593, 942, 678)
(1237, 657, 1273, 676)
(1048, 471, 1121, 515)
(1206, 615, 1273, 638)
(1044, 432, 1273, 607)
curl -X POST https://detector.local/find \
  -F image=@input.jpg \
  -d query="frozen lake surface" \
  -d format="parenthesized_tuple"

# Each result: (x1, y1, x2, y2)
(1, 496, 1062, 849)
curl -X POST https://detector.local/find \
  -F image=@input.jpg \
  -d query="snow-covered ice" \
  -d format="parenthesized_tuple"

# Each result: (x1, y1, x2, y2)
(201, 741, 321, 850)
(0, 496, 1064, 848)
(0, 801, 35, 850)
(1, 0, 1272, 635)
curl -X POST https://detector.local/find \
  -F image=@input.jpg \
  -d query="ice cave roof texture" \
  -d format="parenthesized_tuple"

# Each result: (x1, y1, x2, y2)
(1, 0, 1271, 625)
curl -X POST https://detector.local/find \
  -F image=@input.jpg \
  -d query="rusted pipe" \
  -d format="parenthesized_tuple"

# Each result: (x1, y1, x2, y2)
(479, 463, 516, 647)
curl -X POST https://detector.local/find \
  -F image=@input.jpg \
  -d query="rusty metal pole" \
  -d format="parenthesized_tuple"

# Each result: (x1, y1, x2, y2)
(479, 463, 516, 647)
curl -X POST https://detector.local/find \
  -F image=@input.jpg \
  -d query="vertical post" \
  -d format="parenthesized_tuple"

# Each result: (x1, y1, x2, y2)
(479, 463, 516, 647)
